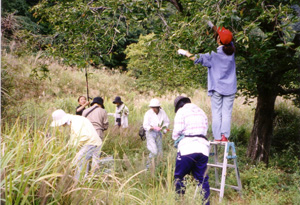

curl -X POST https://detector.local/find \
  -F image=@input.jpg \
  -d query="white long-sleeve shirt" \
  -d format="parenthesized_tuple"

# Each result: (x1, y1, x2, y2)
(108, 104, 129, 128)
(143, 108, 170, 131)
(116, 104, 129, 128)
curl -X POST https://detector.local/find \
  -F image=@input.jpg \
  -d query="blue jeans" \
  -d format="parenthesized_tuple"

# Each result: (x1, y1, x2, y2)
(174, 152, 210, 205)
(211, 91, 235, 140)
(146, 131, 163, 167)
(74, 145, 101, 180)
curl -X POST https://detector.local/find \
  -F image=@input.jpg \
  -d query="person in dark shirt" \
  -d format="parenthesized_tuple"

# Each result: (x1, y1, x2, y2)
(76, 96, 90, 115)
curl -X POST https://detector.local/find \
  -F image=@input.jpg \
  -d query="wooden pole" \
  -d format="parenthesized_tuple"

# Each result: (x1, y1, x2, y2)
(85, 66, 90, 104)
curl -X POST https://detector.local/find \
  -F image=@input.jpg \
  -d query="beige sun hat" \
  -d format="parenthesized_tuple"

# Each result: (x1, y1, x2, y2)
(50, 109, 70, 127)
(149, 98, 161, 107)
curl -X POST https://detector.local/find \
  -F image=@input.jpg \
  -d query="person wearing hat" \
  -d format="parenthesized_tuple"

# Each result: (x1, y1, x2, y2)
(177, 21, 236, 142)
(172, 96, 210, 204)
(108, 96, 129, 128)
(143, 98, 170, 168)
(50, 109, 102, 180)
(82, 97, 109, 139)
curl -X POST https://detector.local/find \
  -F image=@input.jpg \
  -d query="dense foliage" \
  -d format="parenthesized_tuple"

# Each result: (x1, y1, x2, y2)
(31, 0, 157, 68)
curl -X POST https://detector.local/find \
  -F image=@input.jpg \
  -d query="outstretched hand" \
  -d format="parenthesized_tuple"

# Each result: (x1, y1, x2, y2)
(177, 49, 187, 56)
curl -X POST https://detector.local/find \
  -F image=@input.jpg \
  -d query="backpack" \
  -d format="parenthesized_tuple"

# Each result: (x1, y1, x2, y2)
(139, 126, 146, 141)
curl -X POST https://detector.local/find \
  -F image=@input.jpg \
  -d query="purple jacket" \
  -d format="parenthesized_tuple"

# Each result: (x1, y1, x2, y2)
(194, 46, 237, 96)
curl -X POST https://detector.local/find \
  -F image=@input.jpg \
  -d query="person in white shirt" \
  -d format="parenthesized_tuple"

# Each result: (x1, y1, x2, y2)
(143, 98, 170, 168)
(172, 96, 210, 205)
(50, 109, 102, 180)
(108, 96, 129, 128)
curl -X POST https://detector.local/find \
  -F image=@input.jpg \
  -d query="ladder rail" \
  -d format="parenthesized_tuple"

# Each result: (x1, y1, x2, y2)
(207, 142, 242, 202)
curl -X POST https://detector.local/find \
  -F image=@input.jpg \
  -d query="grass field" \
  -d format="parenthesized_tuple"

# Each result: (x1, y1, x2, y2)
(1, 54, 300, 204)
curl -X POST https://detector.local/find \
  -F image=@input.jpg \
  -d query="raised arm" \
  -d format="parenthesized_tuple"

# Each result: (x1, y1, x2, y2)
(177, 20, 216, 61)
(177, 49, 196, 61)
(76, 101, 90, 112)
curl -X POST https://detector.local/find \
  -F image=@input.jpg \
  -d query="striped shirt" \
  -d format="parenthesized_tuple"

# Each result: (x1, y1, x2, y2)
(172, 103, 209, 156)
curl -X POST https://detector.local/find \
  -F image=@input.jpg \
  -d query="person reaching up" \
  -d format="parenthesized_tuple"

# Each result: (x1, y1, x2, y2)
(177, 21, 236, 142)
(76, 96, 90, 115)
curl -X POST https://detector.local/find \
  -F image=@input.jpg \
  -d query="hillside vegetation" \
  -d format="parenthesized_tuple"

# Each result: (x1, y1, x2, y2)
(1, 54, 300, 204)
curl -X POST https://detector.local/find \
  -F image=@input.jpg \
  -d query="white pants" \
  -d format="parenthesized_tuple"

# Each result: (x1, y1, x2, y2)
(74, 145, 101, 180)
(146, 130, 163, 161)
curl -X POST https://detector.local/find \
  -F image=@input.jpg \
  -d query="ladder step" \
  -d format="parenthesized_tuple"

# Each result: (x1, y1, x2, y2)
(207, 163, 236, 168)
(209, 141, 228, 145)
(209, 154, 237, 159)
(207, 163, 223, 168)
(210, 185, 241, 192)
(210, 187, 221, 192)
(225, 184, 241, 191)
(208, 141, 242, 202)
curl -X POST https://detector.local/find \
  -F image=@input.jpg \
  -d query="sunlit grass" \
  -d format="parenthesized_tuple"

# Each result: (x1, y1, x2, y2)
(2, 54, 300, 204)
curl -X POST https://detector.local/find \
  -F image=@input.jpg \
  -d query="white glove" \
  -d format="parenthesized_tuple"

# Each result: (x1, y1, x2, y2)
(177, 49, 187, 56)
(207, 20, 214, 28)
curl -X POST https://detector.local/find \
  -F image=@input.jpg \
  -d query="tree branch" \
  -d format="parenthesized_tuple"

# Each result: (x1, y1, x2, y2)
(166, 0, 183, 13)
(273, 65, 297, 77)
(107, 15, 121, 54)
(87, 0, 94, 5)
(237, 0, 247, 6)
(89, 6, 109, 13)
(278, 87, 300, 95)
(158, 13, 170, 30)
(291, 33, 300, 50)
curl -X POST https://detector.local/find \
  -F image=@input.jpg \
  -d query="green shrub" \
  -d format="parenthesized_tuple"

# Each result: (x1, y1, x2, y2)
(271, 103, 300, 171)
(230, 124, 250, 146)
(241, 163, 299, 204)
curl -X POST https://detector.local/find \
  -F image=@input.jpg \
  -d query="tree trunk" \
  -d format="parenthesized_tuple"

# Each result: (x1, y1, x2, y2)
(247, 89, 277, 164)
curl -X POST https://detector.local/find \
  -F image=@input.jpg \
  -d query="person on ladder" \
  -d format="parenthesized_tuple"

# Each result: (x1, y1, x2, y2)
(177, 20, 237, 142)
(172, 96, 210, 204)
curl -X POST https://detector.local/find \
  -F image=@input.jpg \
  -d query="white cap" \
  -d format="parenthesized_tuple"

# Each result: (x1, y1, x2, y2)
(149, 98, 161, 107)
(50, 109, 70, 127)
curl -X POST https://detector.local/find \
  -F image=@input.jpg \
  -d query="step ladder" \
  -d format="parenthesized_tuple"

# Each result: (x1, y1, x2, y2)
(207, 141, 242, 202)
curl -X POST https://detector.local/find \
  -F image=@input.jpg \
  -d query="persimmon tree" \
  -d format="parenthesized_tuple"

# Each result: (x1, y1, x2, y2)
(127, 0, 300, 164)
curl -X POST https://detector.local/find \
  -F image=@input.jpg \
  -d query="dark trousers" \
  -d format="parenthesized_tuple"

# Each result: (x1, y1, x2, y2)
(174, 152, 210, 205)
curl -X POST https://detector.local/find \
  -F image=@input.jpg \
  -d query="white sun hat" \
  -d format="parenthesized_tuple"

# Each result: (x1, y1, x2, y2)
(50, 109, 70, 127)
(149, 98, 161, 107)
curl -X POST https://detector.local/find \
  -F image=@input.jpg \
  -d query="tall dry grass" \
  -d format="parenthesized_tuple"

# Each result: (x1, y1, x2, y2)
(2, 54, 300, 204)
